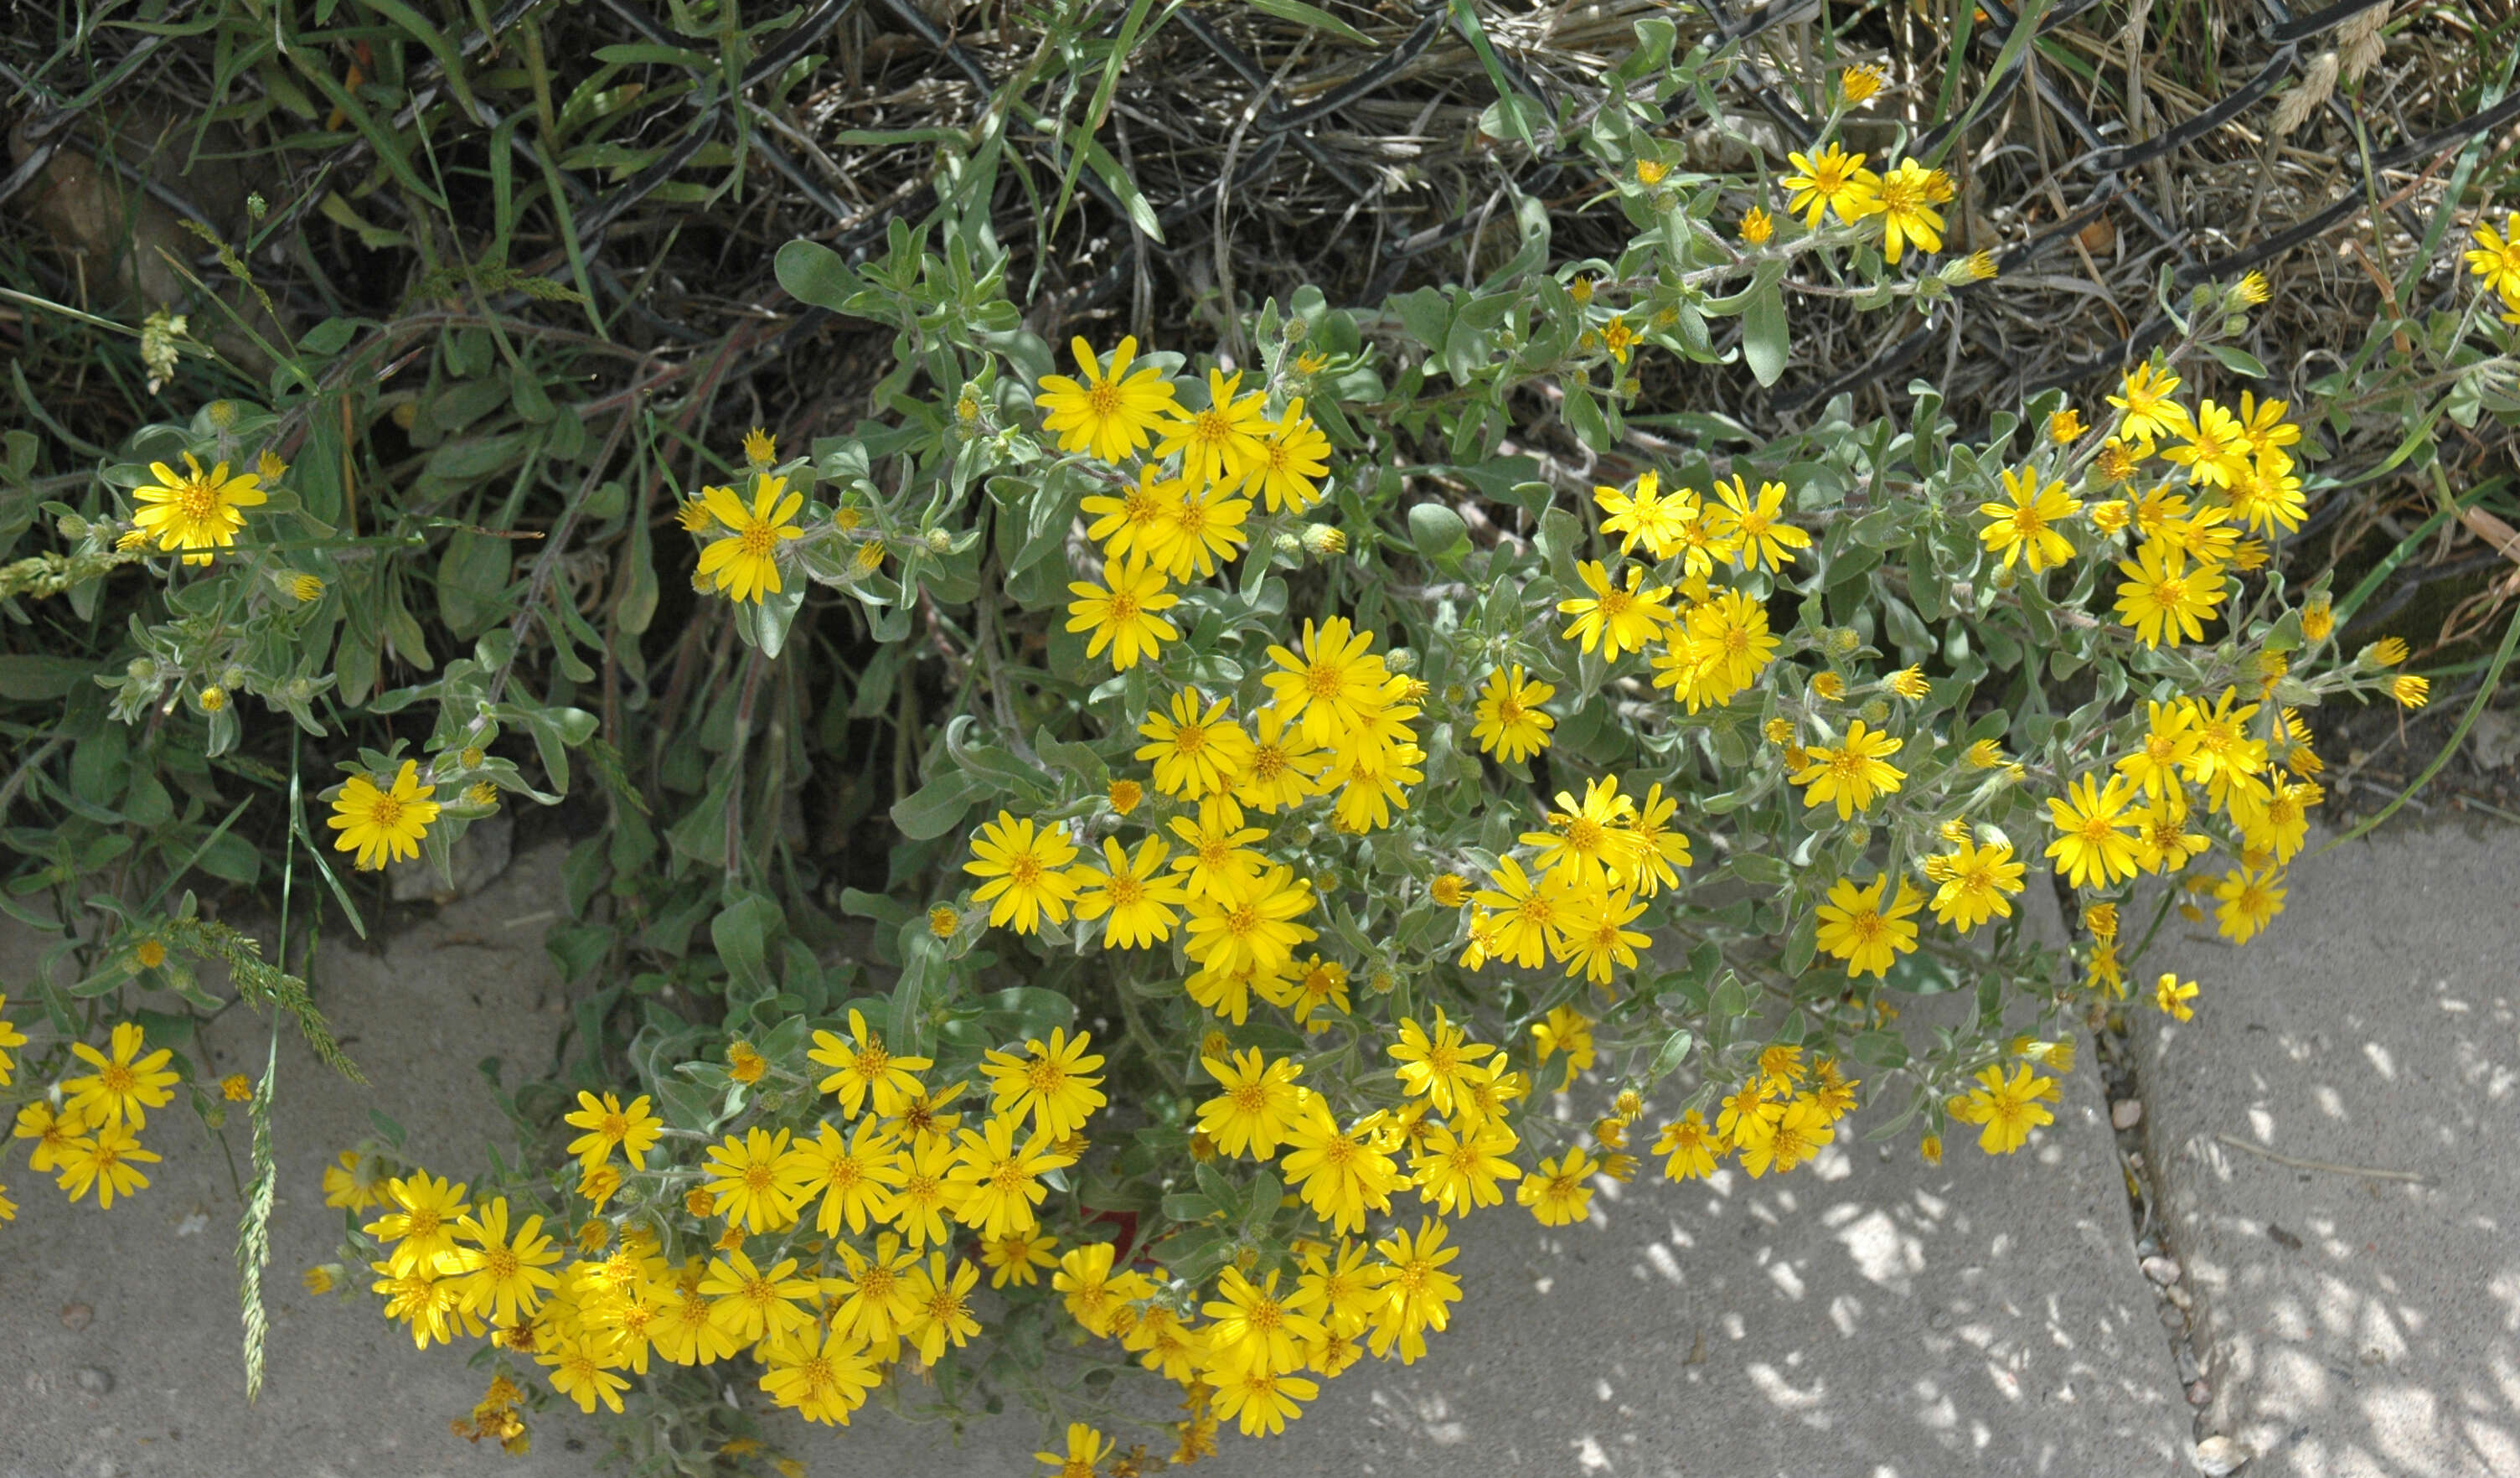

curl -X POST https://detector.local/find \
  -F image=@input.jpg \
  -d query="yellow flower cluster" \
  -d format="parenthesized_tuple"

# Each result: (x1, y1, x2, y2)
(1647, 1046, 1866, 1181)
(357, 1017, 1113, 1433)
(2048, 685, 2323, 969)
(4, 1018, 182, 1218)
(1051, 340, 1334, 672)
(964, 610, 1429, 1018)
(1567, 473, 1794, 709)
(1459, 774, 1691, 984)
(1778, 144, 1956, 263)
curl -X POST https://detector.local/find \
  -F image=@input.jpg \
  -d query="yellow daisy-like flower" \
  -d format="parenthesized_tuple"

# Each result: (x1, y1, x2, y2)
(1869, 158, 1947, 263)
(1738, 204, 1775, 245)
(2161, 397, 2253, 489)
(2107, 363, 2191, 443)
(1815, 874, 1924, 979)
(696, 475, 806, 603)
(1790, 718, 1905, 819)
(2464, 212, 2520, 302)
(1036, 1424, 1113, 1478)
(2153, 972, 2200, 1021)
(327, 760, 442, 871)
(1035, 336, 1180, 463)
(65, 1021, 181, 1130)
(1781, 143, 1879, 229)
(1948, 1065, 2057, 1155)
(1703, 475, 1810, 571)
(132, 452, 266, 565)
(2213, 865, 2286, 943)
(1516, 1147, 1598, 1226)
(1072, 835, 1190, 950)
(2045, 772, 2142, 890)
(1135, 687, 1255, 799)
(1247, 401, 1332, 514)
(2114, 540, 2225, 649)
(1470, 664, 1555, 763)
(962, 811, 1081, 933)
(1557, 560, 1673, 659)
(1153, 368, 1273, 489)
(1929, 837, 2027, 930)
(1976, 466, 2082, 572)
(1065, 558, 1180, 670)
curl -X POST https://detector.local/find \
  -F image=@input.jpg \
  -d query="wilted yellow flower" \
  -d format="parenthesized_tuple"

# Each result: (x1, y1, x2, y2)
(855, 539, 886, 572)
(1811, 671, 1846, 701)
(1840, 64, 1886, 106)
(1108, 779, 1144, 815)
(2301, 597, 2335, 643)
(290, 573, 325, 602)
(2391, 674, 2430, 709)
(1739, 205, 1775, 246)
(2048, 409, 2085, 443)
(1635, 158, 1669, 187)
(2367, 637, 2409, 667)
(743, 426, 777, 466)
(1963, 738, 2006, 768)
(199, 686, 227, 713)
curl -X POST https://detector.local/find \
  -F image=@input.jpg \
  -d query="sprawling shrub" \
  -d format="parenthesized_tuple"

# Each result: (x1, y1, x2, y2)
(3, 9, 2512, 1474)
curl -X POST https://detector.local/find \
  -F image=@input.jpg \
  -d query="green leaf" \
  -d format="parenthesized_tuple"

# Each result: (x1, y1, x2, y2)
(1245, 0, 1371, 44)
(0, 654, 93, 700)
(1742, 280, 1789, 387)
(436, 530, 515, 639)
(2204, 343, 2268, 379)
(712, 894, 783, 1004)
(775, 240, 856, 313)
(1406, 504, 1470, 562)
(891, 769, 986, 841)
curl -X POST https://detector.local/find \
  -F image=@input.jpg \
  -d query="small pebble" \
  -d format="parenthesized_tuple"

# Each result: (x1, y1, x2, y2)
(2193, 1434, 2250, 1474)
(2161, 1305, 2188, 1331)
(74, 1364, 114, 1395)
(2112, 1098, 2144, 1129)
(59, 1302, 93, 1331)
(2187, 1379, 2212, 1407)
(2143, 1255, 2183, 1285)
